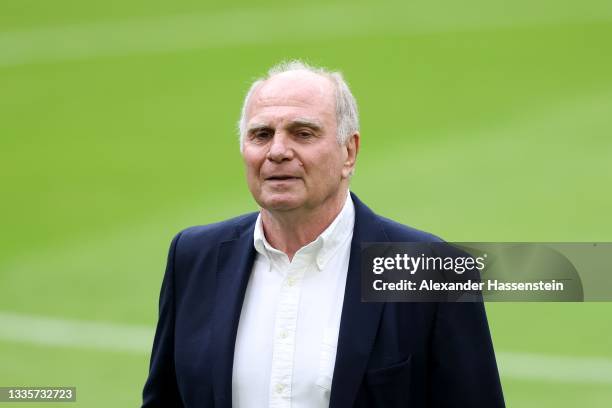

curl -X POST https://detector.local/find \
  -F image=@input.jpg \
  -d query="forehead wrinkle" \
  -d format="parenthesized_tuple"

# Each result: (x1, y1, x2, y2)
(251, 91, 330, 110)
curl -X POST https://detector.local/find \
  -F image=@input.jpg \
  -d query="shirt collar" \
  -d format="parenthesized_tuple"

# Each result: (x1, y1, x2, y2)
(253, 192, 355, 271)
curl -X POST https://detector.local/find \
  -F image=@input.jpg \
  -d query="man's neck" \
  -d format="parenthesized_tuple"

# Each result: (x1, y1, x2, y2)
(260, 189, 349, 261)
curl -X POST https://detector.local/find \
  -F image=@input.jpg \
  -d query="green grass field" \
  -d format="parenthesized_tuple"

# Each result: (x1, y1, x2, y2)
(1, 1, 611, 406)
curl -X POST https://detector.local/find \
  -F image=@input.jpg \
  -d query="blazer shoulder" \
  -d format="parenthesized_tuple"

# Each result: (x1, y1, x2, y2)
(174, 212, 258, 254)
(375, 214, 443, 243)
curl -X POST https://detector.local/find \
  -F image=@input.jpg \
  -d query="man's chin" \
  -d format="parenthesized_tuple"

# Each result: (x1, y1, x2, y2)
(259, 194, 304, 212)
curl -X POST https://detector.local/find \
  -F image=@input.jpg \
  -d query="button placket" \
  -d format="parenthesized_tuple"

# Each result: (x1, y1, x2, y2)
(268, 265, 305, 408)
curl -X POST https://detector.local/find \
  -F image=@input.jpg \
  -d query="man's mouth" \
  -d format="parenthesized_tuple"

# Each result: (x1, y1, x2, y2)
(265, 175, 300, 181)
(266, 174, 299, 181)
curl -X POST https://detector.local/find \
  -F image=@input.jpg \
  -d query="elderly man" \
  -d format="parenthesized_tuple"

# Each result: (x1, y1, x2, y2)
(142, 61, 504, 408)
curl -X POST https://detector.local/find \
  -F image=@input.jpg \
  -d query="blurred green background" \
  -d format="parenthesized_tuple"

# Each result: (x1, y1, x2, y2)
(1, 0, 611, 406)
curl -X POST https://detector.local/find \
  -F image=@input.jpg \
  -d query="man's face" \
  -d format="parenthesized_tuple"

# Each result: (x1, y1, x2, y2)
(242, 71, 354, 213)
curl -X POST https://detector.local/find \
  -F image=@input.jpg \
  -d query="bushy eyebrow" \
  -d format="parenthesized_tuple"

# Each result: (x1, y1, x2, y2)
(287, 118, 323, 132)
(246, 123, 272, 134)
(246, 118, 323, 134)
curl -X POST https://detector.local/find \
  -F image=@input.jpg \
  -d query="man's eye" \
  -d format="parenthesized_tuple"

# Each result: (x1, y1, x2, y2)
(252, 131, 271, 140)
(296, 131, 313, 139)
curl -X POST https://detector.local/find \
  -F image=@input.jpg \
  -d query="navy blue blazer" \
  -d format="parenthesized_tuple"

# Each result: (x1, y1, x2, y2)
(143, 193, 505, 407)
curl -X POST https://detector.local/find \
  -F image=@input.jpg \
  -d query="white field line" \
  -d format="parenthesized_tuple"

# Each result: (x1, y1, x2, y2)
(0, 311, 153, 353)
(1, 311, 612, 384)
(497, 351, 612, 385)
(1, 3, 612, 67)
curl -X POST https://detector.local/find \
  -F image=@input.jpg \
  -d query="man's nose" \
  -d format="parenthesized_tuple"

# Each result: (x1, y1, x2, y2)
(267, 132, 294, 162)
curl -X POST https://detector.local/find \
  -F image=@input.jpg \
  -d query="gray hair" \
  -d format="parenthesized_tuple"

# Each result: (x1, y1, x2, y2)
(237, 60, 359, 150)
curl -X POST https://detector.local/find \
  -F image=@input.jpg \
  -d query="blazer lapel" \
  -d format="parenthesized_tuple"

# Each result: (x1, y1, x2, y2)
(208, 195, 388, 408)
(329, 193, 389, 408)
(211, 217, 257, 408)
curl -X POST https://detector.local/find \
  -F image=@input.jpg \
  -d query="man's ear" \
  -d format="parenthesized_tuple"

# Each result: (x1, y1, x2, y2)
(342, 132, 360, 179)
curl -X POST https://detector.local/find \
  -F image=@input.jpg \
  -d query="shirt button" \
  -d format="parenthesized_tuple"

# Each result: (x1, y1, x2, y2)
(279, 330, 288, 339)
(275, 383, 285, 394)
(286, 277, 296, 287)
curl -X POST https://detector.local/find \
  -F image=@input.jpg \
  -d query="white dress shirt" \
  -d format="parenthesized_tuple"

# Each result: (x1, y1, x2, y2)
(232, 194, 355, 408)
